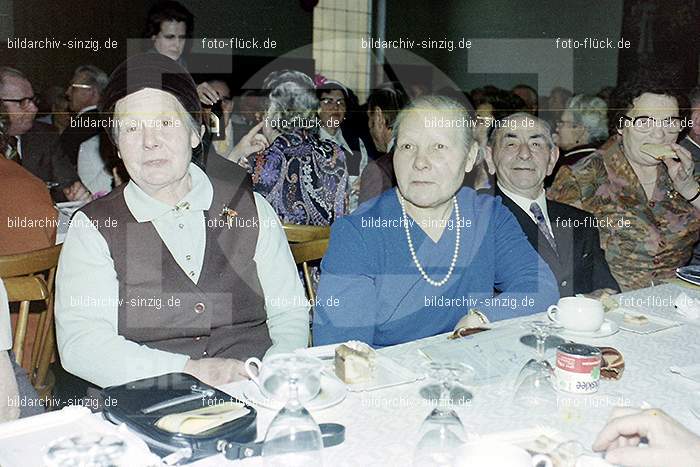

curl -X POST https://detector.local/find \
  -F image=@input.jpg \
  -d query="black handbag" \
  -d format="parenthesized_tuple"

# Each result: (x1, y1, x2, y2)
(101, 372, 257, 463)
(101, 372, 346, 464)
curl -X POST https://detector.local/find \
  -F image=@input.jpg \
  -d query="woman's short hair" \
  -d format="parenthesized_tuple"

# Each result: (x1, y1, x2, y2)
(566, 94, 609, 144)
(145, 0, 194, 38)
(393, 94, 475, 154)
(263, 70, 319, 132)
(609, 71, 686, 134)
(315, 80, 348, 101)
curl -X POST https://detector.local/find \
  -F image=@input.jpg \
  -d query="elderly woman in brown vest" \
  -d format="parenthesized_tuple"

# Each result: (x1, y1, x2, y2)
(55, 54, 310, 389)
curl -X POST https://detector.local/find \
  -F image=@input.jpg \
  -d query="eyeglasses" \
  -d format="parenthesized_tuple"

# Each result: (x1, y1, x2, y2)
(70, 83, 93, 90)
(320, 97, 346, 108)
(620, 115, 682, 134)
(1, 96, 39, 108)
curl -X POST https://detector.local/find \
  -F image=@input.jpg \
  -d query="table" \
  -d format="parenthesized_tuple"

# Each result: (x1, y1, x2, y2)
(6, 284, 700, 466)
(190, 283, 700, 466)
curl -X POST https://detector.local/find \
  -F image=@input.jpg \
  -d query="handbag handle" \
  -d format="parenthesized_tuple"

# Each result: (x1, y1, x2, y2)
(221, 423, 346, 460)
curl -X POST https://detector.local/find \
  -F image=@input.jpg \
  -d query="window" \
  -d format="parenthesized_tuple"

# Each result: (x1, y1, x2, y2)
(313, 0, 372, 101)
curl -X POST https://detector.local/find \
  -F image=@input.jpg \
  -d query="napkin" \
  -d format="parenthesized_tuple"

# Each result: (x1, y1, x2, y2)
(155, 401, 249, 435)
(669, 364, 700, 384)
(674, 293, 700, 320)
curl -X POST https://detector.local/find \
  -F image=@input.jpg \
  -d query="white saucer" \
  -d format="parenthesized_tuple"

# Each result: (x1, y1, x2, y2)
(242, 373, 347, 411)
(557, 319, 619, 338)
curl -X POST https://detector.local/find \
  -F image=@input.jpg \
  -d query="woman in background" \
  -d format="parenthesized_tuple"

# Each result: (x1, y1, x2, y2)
(316, 77, 374, 211)
(246, 70, 348, 225)
(548, 94, 610, 187)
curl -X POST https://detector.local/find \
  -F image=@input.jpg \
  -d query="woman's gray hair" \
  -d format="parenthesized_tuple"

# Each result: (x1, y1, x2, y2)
(566, 94, 608, 144)
(392, 94, 475, 154)
(262, 70, 319, 132)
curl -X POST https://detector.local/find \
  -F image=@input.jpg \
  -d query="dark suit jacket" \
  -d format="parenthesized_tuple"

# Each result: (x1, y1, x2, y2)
(358, 151, 395, 204)
(20, 121, 79, 190)
(60, 109, 103, 167)
(495, 187, 619, 296)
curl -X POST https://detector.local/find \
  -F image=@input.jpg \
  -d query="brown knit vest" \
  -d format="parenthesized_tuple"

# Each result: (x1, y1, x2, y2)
(80, 162, 272, 361)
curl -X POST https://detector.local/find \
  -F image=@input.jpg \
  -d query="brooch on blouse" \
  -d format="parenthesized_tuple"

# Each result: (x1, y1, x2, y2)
(220, 206, 238, 228)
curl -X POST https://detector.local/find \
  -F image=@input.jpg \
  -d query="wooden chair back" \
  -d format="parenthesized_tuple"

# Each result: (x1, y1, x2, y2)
(283, 224, 331, 243)
(282, 225, 331, 302)
(0, 244, 62, 400)
(282, 225, 331, 345)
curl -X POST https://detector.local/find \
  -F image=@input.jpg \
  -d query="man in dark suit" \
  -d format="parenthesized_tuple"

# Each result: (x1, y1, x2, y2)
(61, 66, 108, 166)
(1, 66, 89, 201)
(485, 112, 618, 297)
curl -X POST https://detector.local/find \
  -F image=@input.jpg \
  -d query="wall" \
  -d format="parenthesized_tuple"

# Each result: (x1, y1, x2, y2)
(1, 0, 313, 93)
(385, 0, 624, 95)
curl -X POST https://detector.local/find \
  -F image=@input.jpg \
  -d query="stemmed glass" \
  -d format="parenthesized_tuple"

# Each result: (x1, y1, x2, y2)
(413, 362, 474, 466)
(44, 433, 127, 467)
(261, 358, 324, 467)
(513, 320, 562, 409)
(419, 361, 474, 405)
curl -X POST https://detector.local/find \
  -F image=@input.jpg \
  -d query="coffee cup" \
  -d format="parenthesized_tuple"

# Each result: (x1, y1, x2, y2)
(244, 353, 322, 403)
(456, 443, 552, 467)
(547, 296, 604, 332)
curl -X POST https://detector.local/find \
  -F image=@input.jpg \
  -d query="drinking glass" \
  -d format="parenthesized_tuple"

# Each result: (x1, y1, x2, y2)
(413, 408, 467, 467)
(419, 361, 474, 405)
(413, 362, 474, 466)
(513, 321, 561, 409)
(44, 433, 127, 467)
(262, 359, 324, 467)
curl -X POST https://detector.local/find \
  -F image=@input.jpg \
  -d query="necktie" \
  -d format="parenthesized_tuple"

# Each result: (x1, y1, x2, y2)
(530, 202, 557, 253)
(5, 137, 19, 163)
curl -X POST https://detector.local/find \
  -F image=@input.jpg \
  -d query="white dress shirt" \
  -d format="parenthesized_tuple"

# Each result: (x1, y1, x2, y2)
(77, 135, 112, 194)
(56, 163, 309, 387)
(74, 105, 112, 194)
(497, 182, 554, 236)
(319, 127, 368, 212)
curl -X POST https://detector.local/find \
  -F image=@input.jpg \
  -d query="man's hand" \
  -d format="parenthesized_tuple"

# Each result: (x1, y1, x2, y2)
(592, 407, 700, 466)
(183, 357, 249, 386)
(197, 82, 221, 106)
(228, 121, 269, 164)
(665, 143, 699, 200)
(62, 181, 91, 202)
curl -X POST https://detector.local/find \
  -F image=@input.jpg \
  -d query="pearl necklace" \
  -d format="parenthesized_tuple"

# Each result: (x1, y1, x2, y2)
(399, 194, 461, 287)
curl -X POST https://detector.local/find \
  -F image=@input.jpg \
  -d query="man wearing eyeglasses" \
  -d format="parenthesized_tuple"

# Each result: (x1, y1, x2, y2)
(61, 65, 112, 195)
(0, 67, 89, 202)
(549, 82, 700, 290)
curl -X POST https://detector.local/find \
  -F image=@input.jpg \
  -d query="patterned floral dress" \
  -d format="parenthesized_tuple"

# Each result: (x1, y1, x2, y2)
(248, 129, 348, 225)
(548, 138, 700, 291)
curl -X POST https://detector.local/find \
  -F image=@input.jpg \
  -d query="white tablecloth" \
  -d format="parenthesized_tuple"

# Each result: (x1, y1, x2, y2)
(5, 284, 700, 466)
(198, 283, 700, 466)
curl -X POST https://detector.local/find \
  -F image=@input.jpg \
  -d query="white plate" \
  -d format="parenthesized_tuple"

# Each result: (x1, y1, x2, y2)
(339, 355, 422, 392)
(607, 308, 682, 334)
(556, 319, 619, 338)
(298, 345, 422, 392)
(0, 406, 159, 467)
(55, 200, 88, 217)
(242, 373, 347, 411)
(677, 266, 700, 286)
